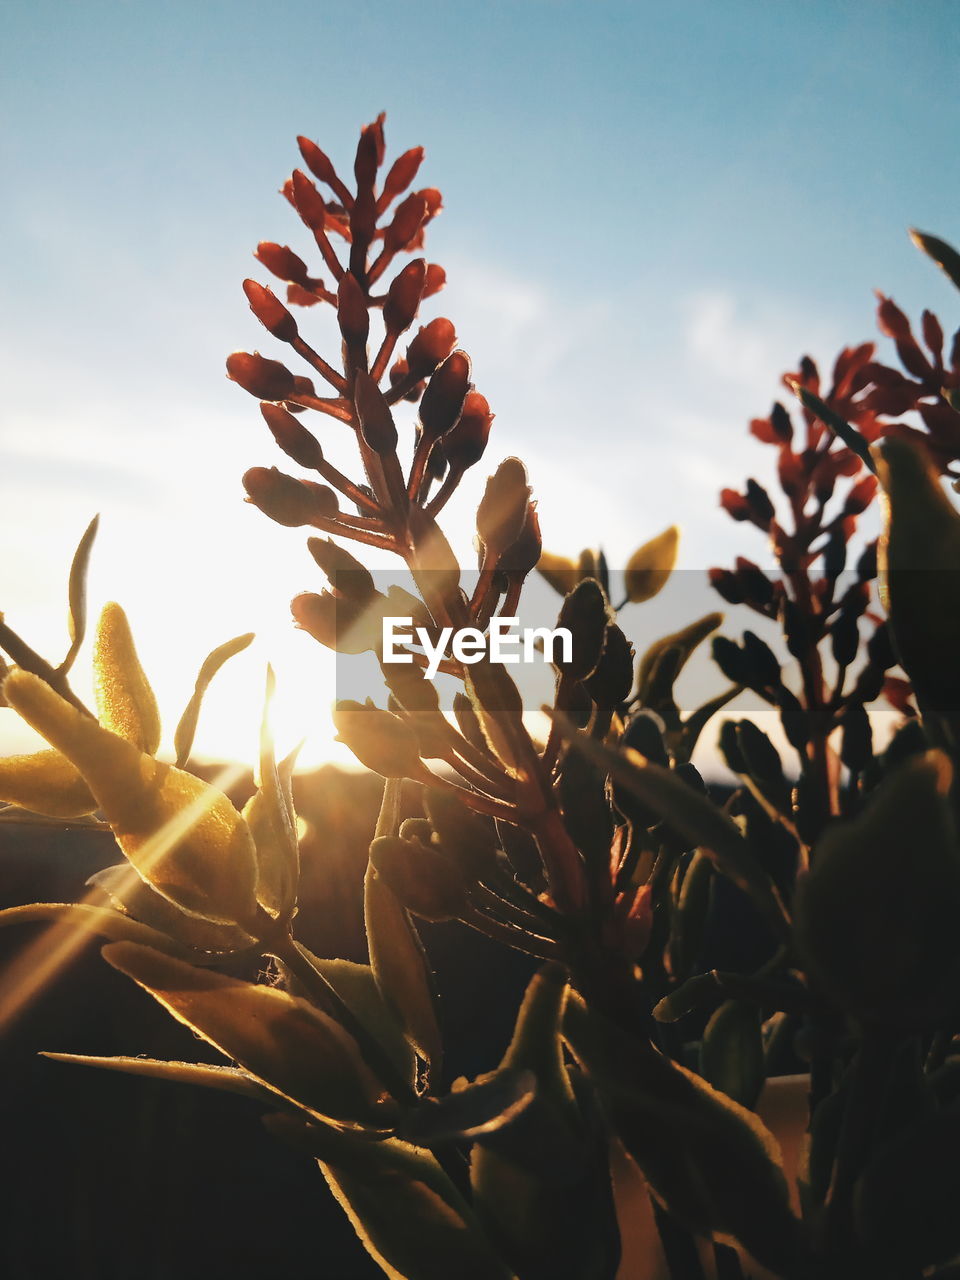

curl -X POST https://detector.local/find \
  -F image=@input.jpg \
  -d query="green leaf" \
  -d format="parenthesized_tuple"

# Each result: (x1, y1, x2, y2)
(797, 749, 960, 1027)
(623, 526, 680, 604)
(635, 612, 723, 706)
(295, 951, 417, 1088)
(265, 1116, 517, 1280)
(699, 1000, 765, 1110)
(41, 1053, 276, 1104)
(400, 1068, 535, 1145)
(86, 863, 252, 954)
(0, 748, 96, 818)
(59, 514, 99, 675)
(93, 602, 162, 754)
(472, 968, 621, 1280)
(174, 631, 255, 768)
(244, 666, 300, 919)
(910, 228, 960, 292)
(564, 993, 804, 1275)
(0, 902, 192, 956)
(550, 711, 790, 940)
(788, 382, 876, 474)
(365, 779, 442, 1072)
(101, 941, 399, 1127)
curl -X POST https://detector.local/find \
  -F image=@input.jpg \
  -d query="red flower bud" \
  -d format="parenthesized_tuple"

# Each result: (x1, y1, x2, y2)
(297, 136, 341, 190)
(709, 567, 745, 605)
(286, 283, 322, 308)
(384, 259, 427, 336)
(354, 370, 398, 454)
(243, 467, 338, 526)
(260, 402, 323, 470)
(419, 350, 471, 442)
(443, 390, 494, 472)
(255, 242, 310, 288)
(384, 193, 428, 255)
(423, 264, 446, 297)
(337, 272, 369, 347)
(844, 473, 879, 516)
(354, 123, 381, 195)
(369, 835, 468, 922)
(922, 309, 945, 364)
(476, 458, 531, 559)
(290, 169, 329, 233)
(226, 352, 297, 402)
(307, 537, 378, 603)
(380, 147, 425, 208)
(243, 279, 298, 343)
(720, 489, 752, 522)
(497, 500, 542, 581)
(333, 700, 423, 779)
(406, 318, 457, 379)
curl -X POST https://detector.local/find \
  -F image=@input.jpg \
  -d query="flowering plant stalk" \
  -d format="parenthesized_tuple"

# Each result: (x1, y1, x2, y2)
(3, 114, 960, 1280)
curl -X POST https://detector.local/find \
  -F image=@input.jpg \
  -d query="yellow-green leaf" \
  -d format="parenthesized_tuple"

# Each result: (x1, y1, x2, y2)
(245, 668, 300, 919)
(0, 748, 96, 818)
(537, 551, 580, 597)
(102, 941, 399, 1128)
(87, 863, 252, 954)
(472, 967, 621, 1280)
(59, 514, 99, 675)
(266, 1117, 516, 1280)
(624, 526, 680, 604)
(564, 993, 803, 1275)
(0, 903, 191, 955)
(174, 631, 255, 767)
(93, 602, 161, 753)
(41, 1053, 276, 1104)
(5, 670, 260, 929)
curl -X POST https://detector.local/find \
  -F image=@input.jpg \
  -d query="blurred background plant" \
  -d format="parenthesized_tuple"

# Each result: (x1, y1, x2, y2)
(2, 114, 960, 1280)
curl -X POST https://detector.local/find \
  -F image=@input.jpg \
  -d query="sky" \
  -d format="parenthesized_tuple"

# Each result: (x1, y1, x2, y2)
(2, 0, 959, 768)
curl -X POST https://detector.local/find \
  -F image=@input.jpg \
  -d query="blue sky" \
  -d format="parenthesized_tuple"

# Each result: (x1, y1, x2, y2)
(2, 0, 958, 764)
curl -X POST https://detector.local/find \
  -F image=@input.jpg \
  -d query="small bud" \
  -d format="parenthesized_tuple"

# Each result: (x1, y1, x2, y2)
(255, 242, 310, 288)
(584, 623, 634, 708)
(291, 592, 383, 655)
(332, 700, 423, 778)
(354, 370, 398, 454)
(307, 537, 377, 603)
(260, 403, 323, 470)
(419, 350, 471, 442)
(337, 273, 370, 347)
(476, 458, 531, 558)
(844, 472, 879, 516)
(243, 279, 298, 343)
(290, 169, 329, 232)
(746, 477, 777, 526)
(709, 568, 745, 605)
(354, 122, 381, 193)
(297, 136, 342, 190)
(384, 193, 429, 255)
(369, 835, 468, 922)
(443, 391, 494, 473)
(383, 259, 427, 336)
(497, 501, 542, 582)
(227, 352, 297, 402)
(406, 318, 457, 379)
(243, 467, 338, 527)
(741, 631, 782, 690)
(557, 579, 609, 680)
(423, 264, 446, 297)
(381, 147, 425, 207)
